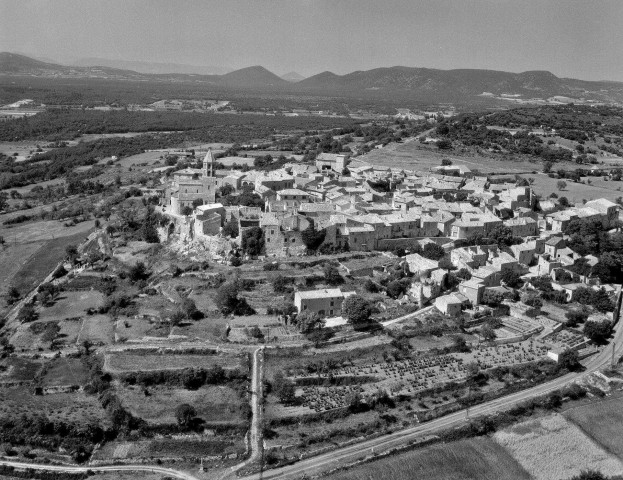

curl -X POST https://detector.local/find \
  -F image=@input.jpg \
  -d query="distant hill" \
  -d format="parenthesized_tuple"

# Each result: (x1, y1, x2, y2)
(74, 57, 231, 75)
(221, 66, 288, 87)
(281, 71, 305, 82)
(2, 52, 623, 103)
(297, 66, 623, 103)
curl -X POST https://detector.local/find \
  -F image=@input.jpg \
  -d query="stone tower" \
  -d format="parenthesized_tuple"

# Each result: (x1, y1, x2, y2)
(202, 148, 214, 178)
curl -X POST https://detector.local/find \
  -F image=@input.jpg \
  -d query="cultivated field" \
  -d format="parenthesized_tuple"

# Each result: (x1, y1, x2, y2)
(40, 357, 91, 387)
(564, 395, 623, 460)
(104, 353, 244, 373)
(326, 437, 531, 480)
(493, 413, 623, 480)
(0, 241, 45, 297)
(38, 290, 104, 320)
(527, 173, 623, 203)
(118, 384, 246, 426)
(77, 315, 115, 344)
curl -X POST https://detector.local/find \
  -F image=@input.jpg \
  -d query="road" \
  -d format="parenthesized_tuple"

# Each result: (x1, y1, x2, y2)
(0, 461, 199, 480)
(240, 320, 623, 480)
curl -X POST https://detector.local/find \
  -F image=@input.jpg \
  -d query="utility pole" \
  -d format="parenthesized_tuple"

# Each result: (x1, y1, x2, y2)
(612, 342, 616, 369)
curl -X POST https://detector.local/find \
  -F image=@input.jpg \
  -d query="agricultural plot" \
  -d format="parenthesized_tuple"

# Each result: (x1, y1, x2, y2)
(77, 314, 115, 344)
(94, 437, 246, 461)
(290, 341, 548, 413)
(55, 317, 83, 346)
(493, 414, 623, 480)
(0, 387, 108, 427)
(118, 384, 246, 426)
(0, 357, 42, 383)
(0, 241, 45, 298)
(40, 357, 91, 387)
(10, 320, 59, 351)
(0, 218, 94, 244)
(114, 315, 168, 342)
(565, 396, 623, 461)
(528, 173, 623, 203)
(171, 317, 229, 342)
(104, 353, 244, 374)
(327, 437, 531, 480)
(38, 290, 104, 320)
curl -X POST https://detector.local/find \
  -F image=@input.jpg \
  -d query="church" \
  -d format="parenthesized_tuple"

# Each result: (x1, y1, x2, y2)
(167, 149, 218, 215)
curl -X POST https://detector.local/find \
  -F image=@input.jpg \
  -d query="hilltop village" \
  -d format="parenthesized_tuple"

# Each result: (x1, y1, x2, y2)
(162, 149, 622, 343)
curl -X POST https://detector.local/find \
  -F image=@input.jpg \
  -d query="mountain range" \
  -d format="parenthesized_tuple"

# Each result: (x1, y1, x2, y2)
(74, 57, 231, 75)
(2, 52, 623, 103)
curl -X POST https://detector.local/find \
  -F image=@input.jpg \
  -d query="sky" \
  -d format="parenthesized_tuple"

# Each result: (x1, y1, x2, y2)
(2, 0, 623, 81)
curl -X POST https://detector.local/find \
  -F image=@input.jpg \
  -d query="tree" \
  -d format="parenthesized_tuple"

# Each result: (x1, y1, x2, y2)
(218, 184, 235, 198)
(437, 139, 452, 150)
(500, 269, 522, 288)
(422, 243, 445, 261)
(301, 220, 326, 252)
(6, 286, 20, 305)
(128, 262, 149, 283)
(441, 158, 453, 166)
(272, 371, 296, 405)
(568, 470, 609, 480)
(0, 191, 8, 211)
(565, 309, 589, 328)
(18, 303, 38, 322)
(557, 180, 568, 191)
(296, 311, 325, 334)
(323, 264, 344, 286)
(272, 275, 289, 293)
(241, 226, 264, 256)
(342, 295, 372, 325)
(558, 196, 570, 207)
(584, 320, 612, 343)
(181, 206, 193, 216)
(558, 349, 581, 371)
(214, 281, 255, 316)
(482, 290, 504, 306)
(386, 279, 408, 299)
(222, 220, 239, 238)
(480, 323, 496, 341)
(181, 298, 202, 320)
(65, 244, 78, 263)
(489, 225, 519, 248)
(521, 293, 542, 309)
(175, 404, 196, 428)
(456, 268, 472, 280)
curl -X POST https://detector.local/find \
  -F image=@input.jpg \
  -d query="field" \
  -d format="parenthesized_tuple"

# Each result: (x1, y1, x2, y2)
(493, 413, 623, 480)
(527, 173, 623, 203)
(38, 290, 104, 320)
(40, 357, 91, 387)
(77, 314, 115, 344)
(2, 228, 94, 296)
(326, 437, 531, 480)
(118, 384, 246, 426)
(0, 241, 45, 297)
(0, 357, 43, 382)
(564, 395, 623, 460)
(358, 140, 545, 174)
(104, 353, 244, 373)
(0, 386, 108, 426)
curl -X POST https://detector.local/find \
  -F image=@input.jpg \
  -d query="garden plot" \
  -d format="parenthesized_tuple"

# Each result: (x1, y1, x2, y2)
(40, 357, 90, 387)
(104, 353, 244, 374)
(10, 321, 58, 351)
(112, 241, 155, 265)
(114, 315, 168, 342)
(493, 414, 623, 480)
(77, 314, 114, 344)
(171, 317, 229, 342)
(38, 290, 104, 321)
(118, 384, 246, 426)
(0, 357, 42, 383)
(55, 317, 83, 346)
(291, 340, 549, 413)
(93, 437, 246, 461)
(541, 329, 589, 352)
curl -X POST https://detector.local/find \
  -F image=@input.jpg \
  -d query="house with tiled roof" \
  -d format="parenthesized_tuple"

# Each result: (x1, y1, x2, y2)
(294, 288, 356, 316)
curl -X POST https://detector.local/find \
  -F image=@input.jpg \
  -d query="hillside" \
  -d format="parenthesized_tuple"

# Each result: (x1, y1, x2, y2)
(281, 71, 305, 82)
(74, 57, 231, 75)
(297, 66, 623, 103)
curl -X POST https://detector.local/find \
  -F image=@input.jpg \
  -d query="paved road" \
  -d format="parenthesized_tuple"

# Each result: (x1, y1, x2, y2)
(240, 321, 623, 480)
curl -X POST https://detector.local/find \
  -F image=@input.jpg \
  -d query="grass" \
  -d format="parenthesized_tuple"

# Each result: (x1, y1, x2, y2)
(326, 437, 531, 480)
(528, 173, 623, 203)
(7, 229, 94, 296)
(94, 437, 245, 460)
(564, 395, 623, 461)
(493, 413, 623, 480)
(118, 384, 246, 426)
(0, 357, 43, 381)
(104, 353, 244, 373)
(41, 357, 91, 387)
(0, 386, 109, 427)
(77, 314, 114, 344)
(38, 290, 104, 320)
(0, 241, 45, 298)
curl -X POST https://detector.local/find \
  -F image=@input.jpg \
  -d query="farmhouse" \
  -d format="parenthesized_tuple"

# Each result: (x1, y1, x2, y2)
(294, 289, 356, 317)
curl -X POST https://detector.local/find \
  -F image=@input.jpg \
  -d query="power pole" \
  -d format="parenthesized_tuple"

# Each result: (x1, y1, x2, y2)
(612, 342, 616, 369)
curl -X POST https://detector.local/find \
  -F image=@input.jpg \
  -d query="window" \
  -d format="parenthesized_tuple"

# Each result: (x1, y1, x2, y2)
(271, 230, 275, 235)
(330, 301, 334, 307)
(266, 238, 270, 242)
(303, 305, 307, 310)
(291, 238, 296, 243)
(329, 310, 334, 315)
